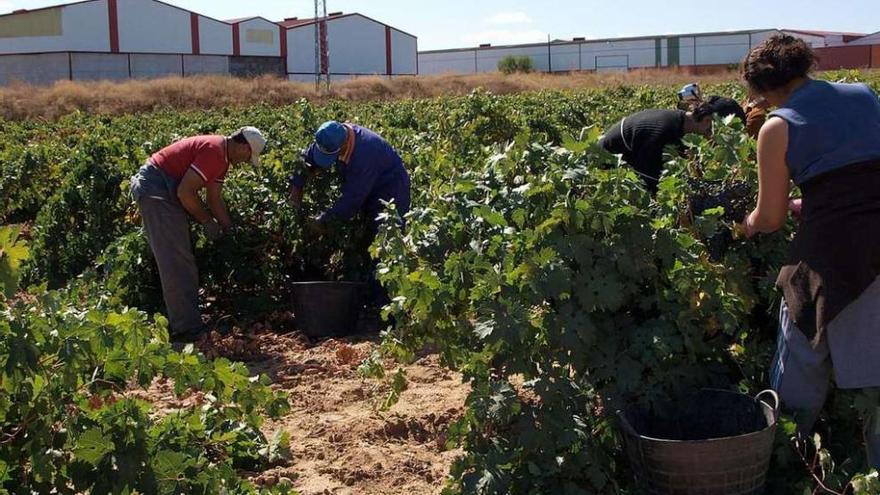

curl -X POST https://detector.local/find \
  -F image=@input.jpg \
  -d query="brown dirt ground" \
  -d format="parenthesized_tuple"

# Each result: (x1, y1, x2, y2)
(135, 320, 469, 495)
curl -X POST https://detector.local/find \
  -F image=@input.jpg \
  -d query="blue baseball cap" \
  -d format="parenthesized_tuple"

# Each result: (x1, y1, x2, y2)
(311, 121, 347, 168)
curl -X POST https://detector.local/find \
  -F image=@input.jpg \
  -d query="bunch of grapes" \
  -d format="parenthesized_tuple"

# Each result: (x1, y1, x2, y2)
(687, 179, 753, 223)
(686, 179, 754, 260)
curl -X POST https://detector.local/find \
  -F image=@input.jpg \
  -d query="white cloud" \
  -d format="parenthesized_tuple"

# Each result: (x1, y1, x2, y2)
(486, 11, 532, 25)
(0, 1, 14, 13)
(461, 29, 547, 46)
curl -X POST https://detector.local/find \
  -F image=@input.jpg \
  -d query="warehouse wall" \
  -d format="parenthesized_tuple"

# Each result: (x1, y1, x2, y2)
(678, 37, 696, 66)
(229, 56, 284, 77)
(783, 31, 830, 48)
(118, 0, 191, 54)
(417, 50, 476, 74)
(749, 30, 781, 47)
(238, 18, 280, 57)
(130, 53, 183, 78)
(661, 38, 668, 66)
(286, 25, 317, 74)
(582, 38, 656, 70)
(0, 53, 69, 84)
(0, 0, 110, 54)
(478, 45, 551, 72)
(183, 55, 229, 75)
(286, 15, 416, 77)
(327, 15, 386, 74)
(693, 34, 750, 65)
(549, 43, 579, 71)
(391, 30, 417, 75)
(418, 29, 802, 75)
(71, 52, 128, 80)
(0, 52, 272, 84)
(199, 16, 233, 55)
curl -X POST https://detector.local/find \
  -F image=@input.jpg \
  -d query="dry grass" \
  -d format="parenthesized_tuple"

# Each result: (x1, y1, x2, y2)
(0, 68, 742, 121)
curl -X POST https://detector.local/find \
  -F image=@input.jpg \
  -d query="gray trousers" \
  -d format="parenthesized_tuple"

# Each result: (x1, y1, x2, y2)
(131, 164, 203, 336)
(770, 277, 880, 469)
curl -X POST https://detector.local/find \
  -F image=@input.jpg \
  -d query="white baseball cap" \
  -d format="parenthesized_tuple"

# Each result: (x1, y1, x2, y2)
(238, 126, 267, 166)
(678, 83, 702, 101)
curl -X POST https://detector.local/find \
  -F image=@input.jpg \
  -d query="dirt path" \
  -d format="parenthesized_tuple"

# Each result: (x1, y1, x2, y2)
(143, 322, 470, 495)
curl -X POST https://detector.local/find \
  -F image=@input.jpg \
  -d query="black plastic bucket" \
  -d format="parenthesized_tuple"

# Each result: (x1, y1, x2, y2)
(291, 282, 364, 338)
(618, 389, 779, 495)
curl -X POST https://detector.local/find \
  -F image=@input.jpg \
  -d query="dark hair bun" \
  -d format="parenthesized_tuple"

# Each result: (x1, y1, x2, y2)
(741, 34, 817, 93)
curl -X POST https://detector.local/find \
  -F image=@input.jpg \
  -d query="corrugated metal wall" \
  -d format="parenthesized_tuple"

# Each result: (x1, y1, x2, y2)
(117, 0, 191, 54)
(236, 18, 280, 57)
(0, 53, 69, 84)
(198, 16, 233, 55)
(285, 14, 417, 79)
(0, 0, 110, 54)
(391, 29, 418, 75)
(0, 1, 418, 83)
(327, 15, 386, 74)
(418, 30, 783, 75)
(0, 52, 273, 85)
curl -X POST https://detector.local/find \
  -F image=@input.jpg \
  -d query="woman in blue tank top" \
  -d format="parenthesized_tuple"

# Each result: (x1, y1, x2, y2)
(741, 34, 880, 469)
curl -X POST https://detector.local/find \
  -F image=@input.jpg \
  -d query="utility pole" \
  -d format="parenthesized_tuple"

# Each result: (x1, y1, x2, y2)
(314, 0, 319, 91)
(314, 0, 330, 92)
(547, 34, 552, 73)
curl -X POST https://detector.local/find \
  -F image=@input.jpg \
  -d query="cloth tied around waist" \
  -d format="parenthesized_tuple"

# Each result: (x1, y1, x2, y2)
(777, 158, 880, 347)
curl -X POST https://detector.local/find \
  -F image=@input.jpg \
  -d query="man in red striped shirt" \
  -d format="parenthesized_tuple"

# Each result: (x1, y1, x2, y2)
(130, 127, 266, 341)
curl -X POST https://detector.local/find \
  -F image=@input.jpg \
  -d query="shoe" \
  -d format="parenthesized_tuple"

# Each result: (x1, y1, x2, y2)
(170, 325, 206, 344)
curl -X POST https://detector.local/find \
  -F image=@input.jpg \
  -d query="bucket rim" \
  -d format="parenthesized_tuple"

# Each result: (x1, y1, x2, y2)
(616, 388, 778, 445)
(616, 415, 777, 445)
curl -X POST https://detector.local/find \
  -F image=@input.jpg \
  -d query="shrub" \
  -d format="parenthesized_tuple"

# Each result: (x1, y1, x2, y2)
(498, 55, 534, 74)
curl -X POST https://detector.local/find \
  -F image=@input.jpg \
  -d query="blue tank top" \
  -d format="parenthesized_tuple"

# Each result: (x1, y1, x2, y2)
(769, 80, 880, 185)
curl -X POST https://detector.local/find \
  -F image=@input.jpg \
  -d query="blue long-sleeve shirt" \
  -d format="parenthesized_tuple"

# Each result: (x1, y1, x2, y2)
(291, 125, 410, 223)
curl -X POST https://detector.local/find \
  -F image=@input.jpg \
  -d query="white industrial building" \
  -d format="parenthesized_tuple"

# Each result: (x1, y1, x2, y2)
(281, 13, 417, 82)
(0, 0, 417, 85)
(418, 29, 867, 75)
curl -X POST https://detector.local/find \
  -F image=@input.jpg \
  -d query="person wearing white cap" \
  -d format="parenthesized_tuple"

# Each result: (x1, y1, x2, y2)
(129, 126, 267, 341)
(677, 82, 767, 138)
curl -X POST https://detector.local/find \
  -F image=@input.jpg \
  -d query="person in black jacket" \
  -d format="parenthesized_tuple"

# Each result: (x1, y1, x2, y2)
(598, 99, 745, 192)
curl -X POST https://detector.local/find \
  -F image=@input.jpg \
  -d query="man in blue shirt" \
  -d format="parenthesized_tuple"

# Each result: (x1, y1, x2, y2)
(288, 121, 411, 314)
(288, 121, 410, 233)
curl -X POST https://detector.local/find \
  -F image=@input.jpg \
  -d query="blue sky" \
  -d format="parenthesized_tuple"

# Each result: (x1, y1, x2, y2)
(2, 0, 878, 50)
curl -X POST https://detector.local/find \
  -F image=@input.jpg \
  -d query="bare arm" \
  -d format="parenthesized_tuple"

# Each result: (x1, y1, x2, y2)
(206, 182, 232, 229)
(745, 117, 791, 236)
(177, 169, 214, 225)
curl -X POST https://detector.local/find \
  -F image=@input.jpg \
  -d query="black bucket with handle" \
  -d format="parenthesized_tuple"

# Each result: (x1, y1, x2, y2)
(291, 282, 364, 337)
(618, 389, 779, 495)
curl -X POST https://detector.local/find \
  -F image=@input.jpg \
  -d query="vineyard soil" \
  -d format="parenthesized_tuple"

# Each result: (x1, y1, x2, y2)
(136, 327, 468, 495)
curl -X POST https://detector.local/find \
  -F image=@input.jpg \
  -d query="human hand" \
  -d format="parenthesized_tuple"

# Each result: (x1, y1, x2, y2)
(739, 213, 758, 239)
